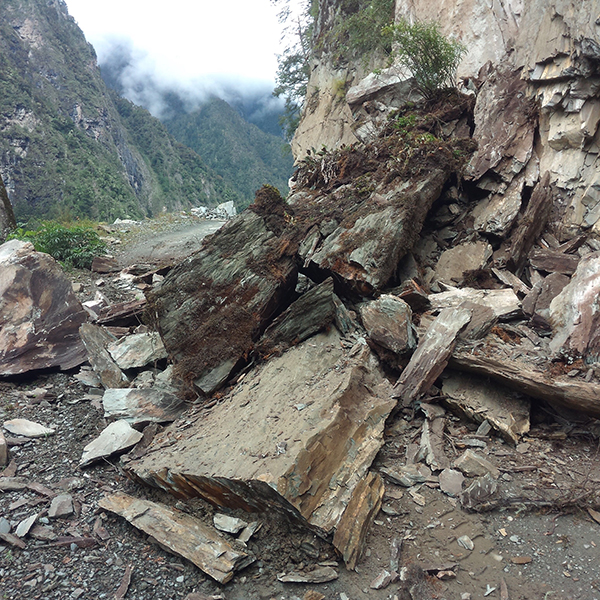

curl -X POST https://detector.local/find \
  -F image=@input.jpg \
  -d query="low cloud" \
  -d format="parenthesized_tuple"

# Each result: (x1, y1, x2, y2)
(98, 36, 285, 124)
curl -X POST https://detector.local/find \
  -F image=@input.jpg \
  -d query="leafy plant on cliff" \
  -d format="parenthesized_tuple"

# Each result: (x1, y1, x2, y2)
(328, 0, 395, 65)
(8, 221, 107, 269)
(271, 0, 317, 140)
(385, 19, 466, 98)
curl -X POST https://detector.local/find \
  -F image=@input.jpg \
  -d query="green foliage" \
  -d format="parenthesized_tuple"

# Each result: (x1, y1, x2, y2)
(8, 221, 107, 269)
(272, 0, 395, 138)
(385, 19, 466, 98)
(164, 98, 293, 210)
(271, 0, 316, 140)
(329, 0, 395, 64)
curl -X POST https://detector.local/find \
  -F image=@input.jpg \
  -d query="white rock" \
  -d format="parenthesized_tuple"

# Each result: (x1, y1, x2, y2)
(213, 513, 248, 534)
(80, 420, 143, 467)
(3, 419, 55, 438)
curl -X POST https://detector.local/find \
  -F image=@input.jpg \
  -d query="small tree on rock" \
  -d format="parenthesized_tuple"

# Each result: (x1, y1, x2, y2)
(385, 19, 466, 98)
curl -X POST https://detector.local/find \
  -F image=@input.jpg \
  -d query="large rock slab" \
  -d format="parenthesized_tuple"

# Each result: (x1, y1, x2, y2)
(0, 240, 87, 375)
(304, 167, 454, 293)
(126, 329, 395, 566)
(467, 68, 537, 185)
(99, 492, 253, 584)
(429, 287, 521, 320)
(549, 251, 600, 362)
(148, 188, 297, 395)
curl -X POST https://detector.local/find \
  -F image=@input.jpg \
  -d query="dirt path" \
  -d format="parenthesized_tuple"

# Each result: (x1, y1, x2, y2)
(109, 215, 226, 267)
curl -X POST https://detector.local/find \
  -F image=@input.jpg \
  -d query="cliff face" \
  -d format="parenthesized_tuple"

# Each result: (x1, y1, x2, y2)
(294, 0, 600, 239)
(0, 0, 225, 221)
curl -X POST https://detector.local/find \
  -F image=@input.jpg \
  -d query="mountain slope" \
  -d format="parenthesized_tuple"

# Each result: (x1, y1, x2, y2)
(0, 0, 227, 221)
(164, 98, 294, 208)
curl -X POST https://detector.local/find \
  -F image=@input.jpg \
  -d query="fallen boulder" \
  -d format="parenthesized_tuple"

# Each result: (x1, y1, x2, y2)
(148, 187, 297, 395)
(549, 251, 600, 362)
(0, 240, 87, 375)
(125, 328, 395, 568)
(359, 294, 417, 358)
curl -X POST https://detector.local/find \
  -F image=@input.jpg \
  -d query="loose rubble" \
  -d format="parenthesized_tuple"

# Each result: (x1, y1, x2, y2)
(3, 39, 600, 600)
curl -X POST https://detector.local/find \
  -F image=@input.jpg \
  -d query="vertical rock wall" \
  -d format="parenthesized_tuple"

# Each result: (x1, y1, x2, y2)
(294, 0, 600, 238)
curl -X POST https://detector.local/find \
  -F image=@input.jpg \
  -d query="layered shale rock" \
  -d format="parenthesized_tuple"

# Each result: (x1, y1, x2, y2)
(148, 187, 297, 396)
(0, 240, 86, 375)
(126, 329, 395, 568)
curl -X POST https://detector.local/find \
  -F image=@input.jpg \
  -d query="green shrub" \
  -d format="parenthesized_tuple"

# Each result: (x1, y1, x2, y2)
(385, 19, 466, 98)
(8, 221, 107, 269)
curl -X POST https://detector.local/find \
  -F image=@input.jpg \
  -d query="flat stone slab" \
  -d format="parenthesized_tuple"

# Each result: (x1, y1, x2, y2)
(126, 329, 395, 567)
(434, 241, 493, 285)
(80, 420, 143, 467)
(429, 287, 521, 320)
(102, 388, 186, 426)
(99, 492, 253, 584)
(442, 371, 530, 445)
(107, 332, 168, 369)
(3, 419, 55, 438)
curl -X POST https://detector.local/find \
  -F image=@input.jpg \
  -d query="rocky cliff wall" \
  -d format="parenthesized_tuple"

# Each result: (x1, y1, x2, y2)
(293, 0, 600, 238)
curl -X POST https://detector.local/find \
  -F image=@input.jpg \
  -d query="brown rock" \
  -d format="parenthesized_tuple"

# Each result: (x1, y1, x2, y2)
(0, 240, 87, 375)
(126, 329, 395, 567)
(91, 256, 119, 273)
(467, 68, 536, 184)
(99, 492, 253, 584)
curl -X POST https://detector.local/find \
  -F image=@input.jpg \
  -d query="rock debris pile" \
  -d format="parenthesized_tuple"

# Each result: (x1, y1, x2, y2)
(2, 78, 600, 600)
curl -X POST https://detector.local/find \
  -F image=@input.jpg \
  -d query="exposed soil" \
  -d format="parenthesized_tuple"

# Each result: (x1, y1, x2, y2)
(1, 214, 600, 600)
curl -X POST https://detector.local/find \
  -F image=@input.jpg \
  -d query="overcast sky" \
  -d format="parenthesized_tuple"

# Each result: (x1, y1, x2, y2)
(64, 0, 296, 116)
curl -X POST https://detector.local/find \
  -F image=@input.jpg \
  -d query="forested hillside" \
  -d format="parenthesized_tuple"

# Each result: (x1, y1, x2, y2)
(0, 0, 228, 221)
(164, 98, 294, 208)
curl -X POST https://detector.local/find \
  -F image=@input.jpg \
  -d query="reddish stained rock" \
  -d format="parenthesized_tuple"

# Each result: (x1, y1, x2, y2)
(0, 240, 87, 375)
(467, 68, 537, 183)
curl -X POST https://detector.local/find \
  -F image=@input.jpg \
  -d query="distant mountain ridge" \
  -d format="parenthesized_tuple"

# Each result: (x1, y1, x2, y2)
(164, 98, 294, 207)
(0, 0, 289, 222)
